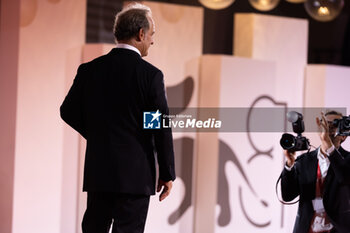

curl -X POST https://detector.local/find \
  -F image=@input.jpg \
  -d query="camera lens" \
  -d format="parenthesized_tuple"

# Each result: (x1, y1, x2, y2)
(344, 118, 350, 130)
(280, 133, 295, 150)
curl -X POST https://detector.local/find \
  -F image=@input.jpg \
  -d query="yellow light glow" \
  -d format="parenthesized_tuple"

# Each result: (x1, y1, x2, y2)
(260, 0, 269, 6)
(286, 0, 305, 3)
(318, 6, 330, 16)
(199, 0, 235, 10)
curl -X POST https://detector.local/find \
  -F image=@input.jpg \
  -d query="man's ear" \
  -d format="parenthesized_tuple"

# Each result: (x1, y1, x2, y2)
(136, 28, 145, 42)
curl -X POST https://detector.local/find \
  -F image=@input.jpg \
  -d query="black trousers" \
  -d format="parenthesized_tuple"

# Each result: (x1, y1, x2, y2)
(82, 192, 150, 233)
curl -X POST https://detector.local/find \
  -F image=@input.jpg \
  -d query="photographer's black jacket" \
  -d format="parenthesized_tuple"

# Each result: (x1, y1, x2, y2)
(281, 147, 350, 233)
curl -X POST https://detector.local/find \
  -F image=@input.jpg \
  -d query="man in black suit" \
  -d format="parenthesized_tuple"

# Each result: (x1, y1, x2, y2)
(281, 111, 350, 233)
(60, 3, 175, 233)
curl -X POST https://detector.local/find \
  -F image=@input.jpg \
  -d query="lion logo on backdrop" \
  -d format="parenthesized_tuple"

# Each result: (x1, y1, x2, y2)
(167, 80, 288, 229)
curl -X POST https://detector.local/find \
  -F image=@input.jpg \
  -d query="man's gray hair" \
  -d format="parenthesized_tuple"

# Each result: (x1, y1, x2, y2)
(113, 3, 152, 42)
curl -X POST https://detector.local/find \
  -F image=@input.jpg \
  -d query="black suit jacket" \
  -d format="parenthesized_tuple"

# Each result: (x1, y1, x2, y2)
(281, 147, 350, 233)
(60, 48, 175, 195)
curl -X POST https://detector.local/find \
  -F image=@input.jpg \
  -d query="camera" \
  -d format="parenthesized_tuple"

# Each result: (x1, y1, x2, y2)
(332, 115, 350, 136)
(280, 111, 310, 152)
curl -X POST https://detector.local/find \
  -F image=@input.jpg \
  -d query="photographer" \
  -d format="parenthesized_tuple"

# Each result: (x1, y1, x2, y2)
(281, 111, 350, 233)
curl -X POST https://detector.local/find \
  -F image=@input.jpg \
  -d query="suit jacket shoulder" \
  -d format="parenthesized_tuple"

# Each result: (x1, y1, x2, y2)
(136, 54, 161, 72)
(295, 149, 317, 163)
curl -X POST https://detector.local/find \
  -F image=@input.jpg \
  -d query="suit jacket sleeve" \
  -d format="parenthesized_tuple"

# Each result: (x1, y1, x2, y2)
(328, 148, 350, 184)
(60, 64, 87, 139)
(149, 71, 176, 182)
(281, 162, 300, 202)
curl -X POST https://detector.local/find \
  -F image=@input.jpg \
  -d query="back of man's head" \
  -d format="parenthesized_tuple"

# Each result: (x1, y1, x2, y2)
(113, 3, 152, 42)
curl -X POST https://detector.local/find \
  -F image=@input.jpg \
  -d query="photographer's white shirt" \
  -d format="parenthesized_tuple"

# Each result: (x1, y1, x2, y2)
(317, 147, 331, 178)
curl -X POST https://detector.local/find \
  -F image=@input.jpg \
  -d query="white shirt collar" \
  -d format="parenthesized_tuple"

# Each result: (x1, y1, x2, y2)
(116, 43, 141, 56)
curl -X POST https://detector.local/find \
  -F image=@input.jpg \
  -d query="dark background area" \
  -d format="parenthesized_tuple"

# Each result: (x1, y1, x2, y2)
(86, 0, 350, 66)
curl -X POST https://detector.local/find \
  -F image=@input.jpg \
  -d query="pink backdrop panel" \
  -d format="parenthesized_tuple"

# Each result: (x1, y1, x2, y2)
(0, 0, 20, 233)
(12, 0, 86, 232)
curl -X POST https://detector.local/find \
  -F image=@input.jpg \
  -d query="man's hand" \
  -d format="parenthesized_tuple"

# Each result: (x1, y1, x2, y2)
(284, 150, 296, 167)
(316, 112, 333, 154)
(157, 179, 173, 202)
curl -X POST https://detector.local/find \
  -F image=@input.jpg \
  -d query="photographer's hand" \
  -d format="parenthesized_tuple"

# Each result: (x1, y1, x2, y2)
(284, 150, 296, 167)
(316, 112, 333, 154)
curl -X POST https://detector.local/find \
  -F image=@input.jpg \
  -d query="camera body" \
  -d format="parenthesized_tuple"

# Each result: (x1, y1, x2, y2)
(333, 116, 350, 136)
(280, 111, 310, 152)
(280, 133, 310, 152)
